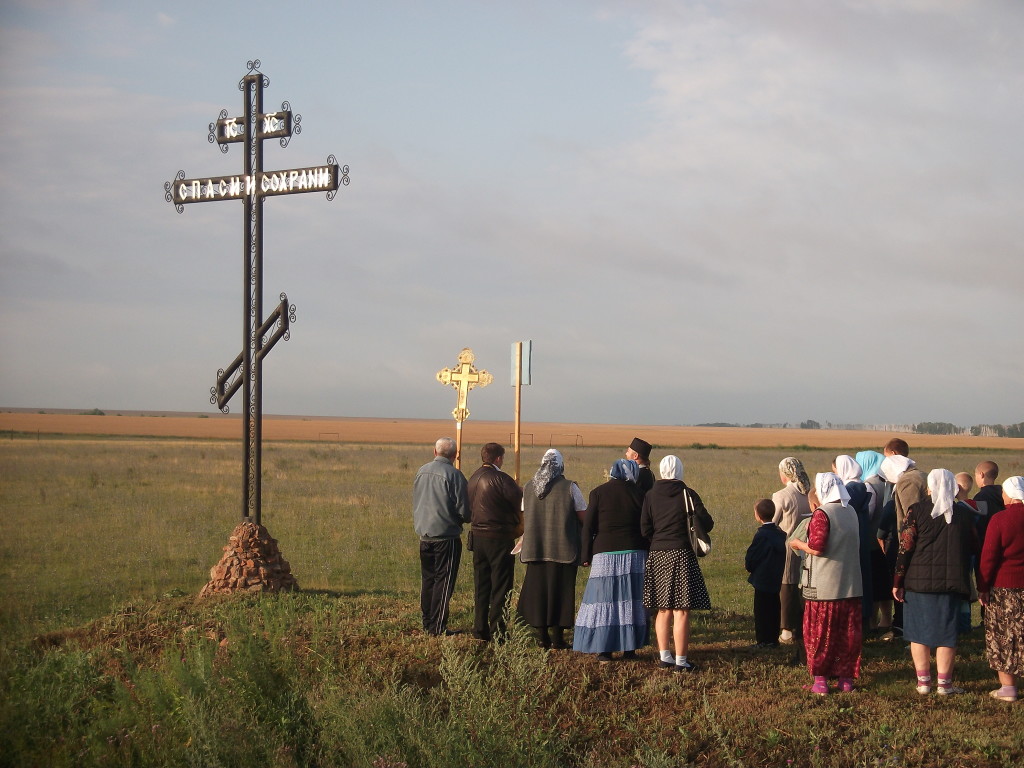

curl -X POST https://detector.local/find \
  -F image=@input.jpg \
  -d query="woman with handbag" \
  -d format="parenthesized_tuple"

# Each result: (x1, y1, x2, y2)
(640, 455, 713, 672)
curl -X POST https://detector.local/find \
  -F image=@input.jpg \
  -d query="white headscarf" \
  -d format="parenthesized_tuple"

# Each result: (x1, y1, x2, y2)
(834, 455, 862, 483)
(879, 455, 916, 484)
(927, 468, 956, 524)
(815, 472, 851, 507)
(659, 455, 684, 481)
(1003, 476, 1024, 502)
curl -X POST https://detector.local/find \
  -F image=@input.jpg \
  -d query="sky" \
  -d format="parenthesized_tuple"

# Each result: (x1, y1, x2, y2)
(1, 0, 1022, 429)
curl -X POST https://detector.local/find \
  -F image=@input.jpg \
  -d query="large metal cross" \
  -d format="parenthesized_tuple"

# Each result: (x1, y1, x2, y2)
(436, 348, 492, 468)
(164, 60, 349, 525)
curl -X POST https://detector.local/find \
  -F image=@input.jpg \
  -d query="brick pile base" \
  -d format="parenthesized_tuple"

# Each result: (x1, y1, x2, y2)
(199, 521, 299, 597)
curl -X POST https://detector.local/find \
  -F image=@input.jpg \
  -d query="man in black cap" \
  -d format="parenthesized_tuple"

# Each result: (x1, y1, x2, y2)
(626, 437, 654, 494)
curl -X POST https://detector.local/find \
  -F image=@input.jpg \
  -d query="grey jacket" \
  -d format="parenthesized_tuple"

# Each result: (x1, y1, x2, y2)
(413, 456, 470, 539)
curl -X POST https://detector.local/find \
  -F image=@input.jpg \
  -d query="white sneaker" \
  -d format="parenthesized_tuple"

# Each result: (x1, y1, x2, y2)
(916, 684, 931, 695)
(937, 685, 964, 696)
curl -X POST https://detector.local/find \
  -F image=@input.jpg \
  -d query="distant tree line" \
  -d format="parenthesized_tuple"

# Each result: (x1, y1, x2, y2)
(969, 422, 1024, 438)
(691, 420, 1022, 437)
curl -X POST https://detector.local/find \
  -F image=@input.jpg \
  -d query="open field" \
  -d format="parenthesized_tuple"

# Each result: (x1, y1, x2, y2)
(2, 436, 1023, 766)
(2, 410, 1022, 449)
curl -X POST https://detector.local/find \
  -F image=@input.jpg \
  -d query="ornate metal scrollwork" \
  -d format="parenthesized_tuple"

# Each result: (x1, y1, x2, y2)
(279, 101, 301, 148)
(209, 109, 230, 153)
(164, 170, 186, 213)
(326, 156, 350, 200)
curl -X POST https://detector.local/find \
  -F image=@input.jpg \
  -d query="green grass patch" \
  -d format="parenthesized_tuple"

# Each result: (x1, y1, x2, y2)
(1, 439, 1023, 766)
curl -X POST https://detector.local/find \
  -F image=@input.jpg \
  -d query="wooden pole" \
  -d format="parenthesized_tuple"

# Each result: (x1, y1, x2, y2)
(514, 341, 522, 482)
(455, 419, 463, 470)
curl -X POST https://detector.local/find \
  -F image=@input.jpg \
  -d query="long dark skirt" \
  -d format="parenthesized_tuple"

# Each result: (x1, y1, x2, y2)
(518, 561, 578, 628)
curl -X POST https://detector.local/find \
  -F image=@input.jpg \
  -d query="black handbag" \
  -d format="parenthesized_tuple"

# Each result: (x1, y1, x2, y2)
(685, 490, 712, 557)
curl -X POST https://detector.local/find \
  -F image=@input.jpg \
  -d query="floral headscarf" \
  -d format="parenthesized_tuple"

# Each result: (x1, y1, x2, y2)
(659, 455, 684, 481)
(779, 457, 811, 495)
(610, 458, 639, 483)
(532, 449, 564, 499)
(815, 472, 851, 507)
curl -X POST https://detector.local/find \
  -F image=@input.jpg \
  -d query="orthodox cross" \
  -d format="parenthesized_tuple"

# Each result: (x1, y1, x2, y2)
(164, 60, 349, 525)
(436, 348, 492, 468)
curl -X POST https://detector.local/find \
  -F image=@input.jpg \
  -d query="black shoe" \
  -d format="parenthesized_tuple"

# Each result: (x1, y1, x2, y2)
(621, 650, 638, 661)
(658, 659, 676, 669)
(596, 652, 614, 663)
(673, 660, 697, 673)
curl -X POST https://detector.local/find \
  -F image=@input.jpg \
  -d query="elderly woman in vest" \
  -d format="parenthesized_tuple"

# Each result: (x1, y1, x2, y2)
(772, 457, 812, 646)
(977, 476, 1024, 702)
(789, 472, 863, 695)
(641, 455, 713, 672)
(892, 469, 978, 696)
(517, 449, 586, 650)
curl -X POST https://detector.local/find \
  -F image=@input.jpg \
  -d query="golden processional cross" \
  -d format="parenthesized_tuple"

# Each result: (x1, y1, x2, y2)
(436, 347, 492, 468)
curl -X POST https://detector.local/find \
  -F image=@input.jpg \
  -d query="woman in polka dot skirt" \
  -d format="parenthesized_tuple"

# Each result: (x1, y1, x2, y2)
(640, 455, 713, 672)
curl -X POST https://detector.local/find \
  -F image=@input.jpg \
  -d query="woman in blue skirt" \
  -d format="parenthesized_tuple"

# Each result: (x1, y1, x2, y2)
(573, 459, 649, 662)
(893, 468, 979, 695)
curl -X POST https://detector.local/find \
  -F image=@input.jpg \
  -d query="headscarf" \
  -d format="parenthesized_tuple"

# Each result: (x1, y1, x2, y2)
(856, 450, 885, 481)
(815, 472, 851, 507)
(610, 458, 639, 483)
(1003, 476, 1024, 502)
(879, 455, 916, 484)
(834, 455, 862, 483)
(927, 468, 956, 524)
(532, 448, 564, 499)
(659, 455, 684, 481)
(779, 457, 811, 495)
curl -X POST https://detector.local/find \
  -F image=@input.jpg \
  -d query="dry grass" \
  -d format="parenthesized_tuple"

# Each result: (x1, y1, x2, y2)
(2, 410, 1021, 449)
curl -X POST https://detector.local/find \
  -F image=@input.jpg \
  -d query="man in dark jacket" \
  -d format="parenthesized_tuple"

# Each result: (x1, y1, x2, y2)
(467, 442, 523, 641)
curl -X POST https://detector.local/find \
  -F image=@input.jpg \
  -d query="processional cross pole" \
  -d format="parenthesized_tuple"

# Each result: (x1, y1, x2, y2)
(436, 348, 492, 469)
(164, 59, 349, 525)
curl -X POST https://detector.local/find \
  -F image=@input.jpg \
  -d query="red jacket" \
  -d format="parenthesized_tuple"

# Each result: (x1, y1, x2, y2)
(978, 502, 1024, 591)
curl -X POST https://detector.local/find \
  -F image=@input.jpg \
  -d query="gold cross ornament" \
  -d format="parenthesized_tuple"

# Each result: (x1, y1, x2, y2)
(436, 348, 493, 423)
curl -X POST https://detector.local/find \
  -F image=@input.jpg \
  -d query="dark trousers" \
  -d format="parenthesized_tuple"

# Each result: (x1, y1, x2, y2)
(754, 589, 781, 644)
(780, 583, 803, 637)
(472, 535, 516, 641)
(420, 538, 462, 635)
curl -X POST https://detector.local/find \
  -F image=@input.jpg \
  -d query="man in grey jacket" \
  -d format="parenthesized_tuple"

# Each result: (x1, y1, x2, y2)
(413, 437, 470, 635)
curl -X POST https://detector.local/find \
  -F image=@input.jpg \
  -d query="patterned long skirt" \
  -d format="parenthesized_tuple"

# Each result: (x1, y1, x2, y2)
(643, 548, 711, 611)
(984, 588, 1024, 677)
(803, 597, 862, 678)
(573, 551, 648, 653)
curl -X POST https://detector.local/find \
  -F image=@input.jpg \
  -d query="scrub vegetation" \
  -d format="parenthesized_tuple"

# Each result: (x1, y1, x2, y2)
(1, 438, 1022, 767)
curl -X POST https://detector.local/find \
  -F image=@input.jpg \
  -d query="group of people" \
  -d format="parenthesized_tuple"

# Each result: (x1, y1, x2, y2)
(412, 435, 1024, 701)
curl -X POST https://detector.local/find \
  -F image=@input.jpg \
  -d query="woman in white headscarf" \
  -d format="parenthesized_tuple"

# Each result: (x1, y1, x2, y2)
(772, 457, 812, 646)
(789, 472, 863, 695)
(834, 455, 875, 632)
(892, 469, 978, 696)
(517, 449, 586, 650)
(977, 476, 1024, 702)
(640, 455, 713, 672)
